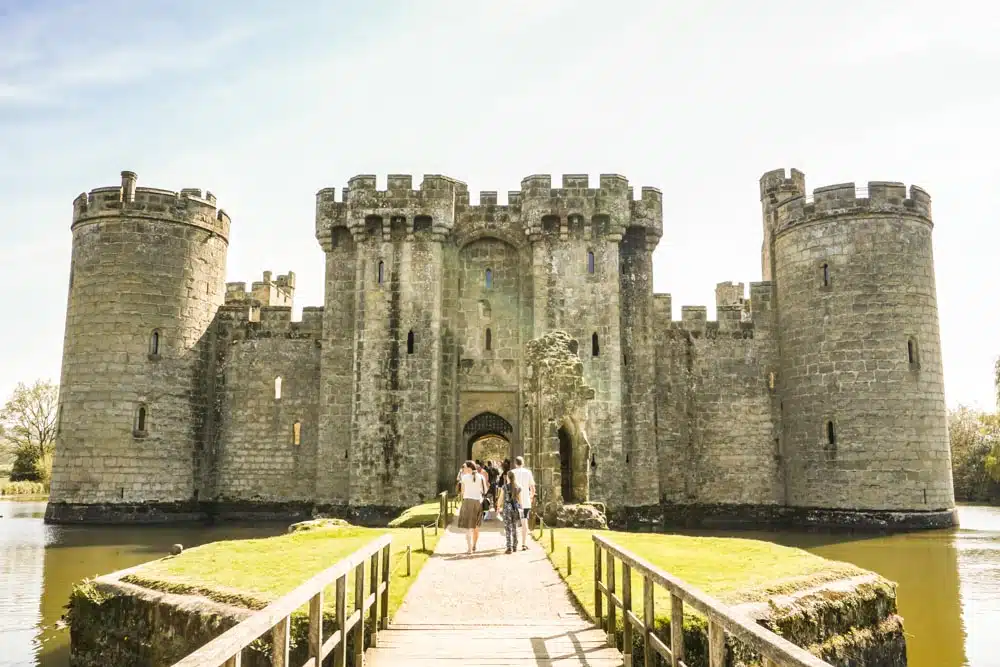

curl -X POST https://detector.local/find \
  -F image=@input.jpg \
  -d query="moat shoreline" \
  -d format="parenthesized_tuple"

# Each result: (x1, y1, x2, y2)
(44, 500, 958, 532)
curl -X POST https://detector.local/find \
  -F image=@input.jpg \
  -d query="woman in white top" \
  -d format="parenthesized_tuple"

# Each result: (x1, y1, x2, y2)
(456, 460, 487, 553)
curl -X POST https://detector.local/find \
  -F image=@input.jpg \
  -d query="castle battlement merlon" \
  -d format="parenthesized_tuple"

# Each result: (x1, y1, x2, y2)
(775, 180, 931, 230)
(759, 167, 806, 202)
(225, 271, 295, 307)
(219, 304, 324, 339)
(72, 171, 230, 240)
(314, 174, 466, 245)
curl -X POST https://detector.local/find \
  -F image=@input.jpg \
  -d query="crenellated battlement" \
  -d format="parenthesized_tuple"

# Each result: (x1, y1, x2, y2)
(315, 174, 467, 246)
(775, 179, 932, 231)
(217, 303, 324, 340)
(316, 172, 663, 249)
(759, 168, 806, 202)
(72, 171, 230, 240)
(225, 271, 295, 308)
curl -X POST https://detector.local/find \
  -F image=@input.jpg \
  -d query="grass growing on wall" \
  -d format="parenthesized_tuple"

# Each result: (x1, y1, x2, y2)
(122, 524, 437, 617)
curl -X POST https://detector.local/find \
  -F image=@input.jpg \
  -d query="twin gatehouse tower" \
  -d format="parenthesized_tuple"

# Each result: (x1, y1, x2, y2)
(45, 168, 957, 529)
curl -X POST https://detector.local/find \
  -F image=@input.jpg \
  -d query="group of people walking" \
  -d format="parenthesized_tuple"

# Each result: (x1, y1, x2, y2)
(456, 456, 536, 555)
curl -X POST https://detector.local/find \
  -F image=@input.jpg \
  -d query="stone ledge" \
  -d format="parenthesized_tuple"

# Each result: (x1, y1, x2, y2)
(44, 500, 412, 527)
(611, 502, 958, 533)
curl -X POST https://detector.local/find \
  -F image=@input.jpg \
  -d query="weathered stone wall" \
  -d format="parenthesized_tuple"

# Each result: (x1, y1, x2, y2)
(215, 332, 320, 502)
(653, 294, 781, 506)
(773, 179, 954, 511)
(48, 173, 229, 517)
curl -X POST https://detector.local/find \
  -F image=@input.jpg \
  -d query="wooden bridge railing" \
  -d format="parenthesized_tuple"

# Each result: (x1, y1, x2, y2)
(171, 534, 392, 667)
(593, 534, 833, 667)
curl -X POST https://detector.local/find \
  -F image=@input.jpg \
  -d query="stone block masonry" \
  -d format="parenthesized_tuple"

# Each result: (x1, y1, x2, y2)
(45, 168, 956, 531)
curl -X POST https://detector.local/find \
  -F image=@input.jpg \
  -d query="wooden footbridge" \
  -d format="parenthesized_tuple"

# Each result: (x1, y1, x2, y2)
(169, 496, 834, 667)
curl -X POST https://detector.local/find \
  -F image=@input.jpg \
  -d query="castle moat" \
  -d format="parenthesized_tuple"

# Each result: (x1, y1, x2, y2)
(1, 501, 996, 667)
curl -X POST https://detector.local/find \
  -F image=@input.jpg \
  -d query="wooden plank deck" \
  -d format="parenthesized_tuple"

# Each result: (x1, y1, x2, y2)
(366, 521, 622, 666)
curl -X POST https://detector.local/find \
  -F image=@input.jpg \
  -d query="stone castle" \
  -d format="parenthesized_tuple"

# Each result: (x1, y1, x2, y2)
(45, 168, 957, 529)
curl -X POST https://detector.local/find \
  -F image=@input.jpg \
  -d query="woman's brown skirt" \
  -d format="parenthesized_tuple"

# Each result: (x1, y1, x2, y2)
(457, 498, 483, 529)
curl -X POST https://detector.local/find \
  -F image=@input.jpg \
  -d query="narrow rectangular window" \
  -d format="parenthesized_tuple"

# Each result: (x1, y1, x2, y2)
(592, 332, 600, 357)
(407, 330, 415, 354)
(587, 251, 595, 274)
(485, 268, 493, 289)
(485, 328, 492, 351)
(821, 263, 830, 287)
(292, 421, 301, 446)
(274, 376, 282, 400)
(377, 261, 385, 285)
(826, 420, 836, 446)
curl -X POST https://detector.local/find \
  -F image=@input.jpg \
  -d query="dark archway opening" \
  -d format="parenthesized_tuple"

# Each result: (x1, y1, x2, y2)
(463, 412, 514, 461)
(558, 424, 573, 503)
(469, 434, 510, 463)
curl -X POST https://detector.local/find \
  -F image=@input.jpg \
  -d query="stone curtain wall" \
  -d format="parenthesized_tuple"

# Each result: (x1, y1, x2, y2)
(49, 174, 229, 515)
(653, 297, 781, 506)
(774, 182, 954, 512)
(215, 337, 320, 502)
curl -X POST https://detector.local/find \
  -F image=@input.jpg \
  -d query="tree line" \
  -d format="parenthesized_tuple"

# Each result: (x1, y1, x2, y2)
(1, 379, 58, 485)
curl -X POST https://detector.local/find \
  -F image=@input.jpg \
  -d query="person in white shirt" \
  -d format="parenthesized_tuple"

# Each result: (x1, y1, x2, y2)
(456, 460, 487, 554)
(511, 456, 535, 551)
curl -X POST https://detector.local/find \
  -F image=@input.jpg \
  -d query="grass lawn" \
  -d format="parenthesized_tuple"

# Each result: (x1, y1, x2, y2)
(122, 524, 438, 618)
(387, 500, 441, 527)
(541, 528, 866, 623)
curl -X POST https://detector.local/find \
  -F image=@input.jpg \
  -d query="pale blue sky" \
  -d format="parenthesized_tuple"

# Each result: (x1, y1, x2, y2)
(1, 0, 998, 409)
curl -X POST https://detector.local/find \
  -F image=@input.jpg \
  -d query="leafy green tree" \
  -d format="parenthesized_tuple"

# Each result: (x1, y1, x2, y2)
(1, 380, 59, 482)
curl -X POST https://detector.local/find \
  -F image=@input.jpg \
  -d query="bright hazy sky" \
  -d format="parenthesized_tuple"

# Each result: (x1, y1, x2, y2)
(1, 0, 997, 410)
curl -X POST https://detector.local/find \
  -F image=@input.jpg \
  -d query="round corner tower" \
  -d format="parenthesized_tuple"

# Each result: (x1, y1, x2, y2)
(46, 171, 231, 522)
(767, 170, 955, 524)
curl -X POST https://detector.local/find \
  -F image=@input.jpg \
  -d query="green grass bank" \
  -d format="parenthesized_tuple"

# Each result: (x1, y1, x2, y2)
(540, 527, 905, 667)
(69, 518, 440, 667)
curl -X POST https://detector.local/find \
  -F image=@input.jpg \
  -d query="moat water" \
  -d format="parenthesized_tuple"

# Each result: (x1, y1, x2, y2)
(0, 502, 997, 667)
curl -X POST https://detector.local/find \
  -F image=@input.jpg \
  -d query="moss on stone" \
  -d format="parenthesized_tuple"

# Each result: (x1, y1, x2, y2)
(69, 525, 438, 667)
(541, 528, 903, 667)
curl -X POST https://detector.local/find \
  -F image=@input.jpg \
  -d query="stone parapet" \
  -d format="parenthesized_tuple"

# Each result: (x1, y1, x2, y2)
(72, 171, 230, 240)
(775, 181, 932, 231)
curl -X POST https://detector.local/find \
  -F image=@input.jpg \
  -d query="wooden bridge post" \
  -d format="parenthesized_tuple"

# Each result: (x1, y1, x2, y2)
(670, 594, 685, 667)
(334, 574, 347, 667)
(594, 542, 603, 629)
(271, 616, 289, 667)
(606, 550, 617, 649)
(708, 619, 726, 667)
(223, 653, 241, 667)
(308, 590, 323, 665)
(622, 562, 633, 666)
(354, 561, 365, 666)
(643, 575, 654, 667)
(379, 544, 391, 630)
(567, 545, 572, 576)
(369, 552, 380, 647)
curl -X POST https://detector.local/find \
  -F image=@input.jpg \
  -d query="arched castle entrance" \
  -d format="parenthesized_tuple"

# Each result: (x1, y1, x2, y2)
(463, 412, 513, 461)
